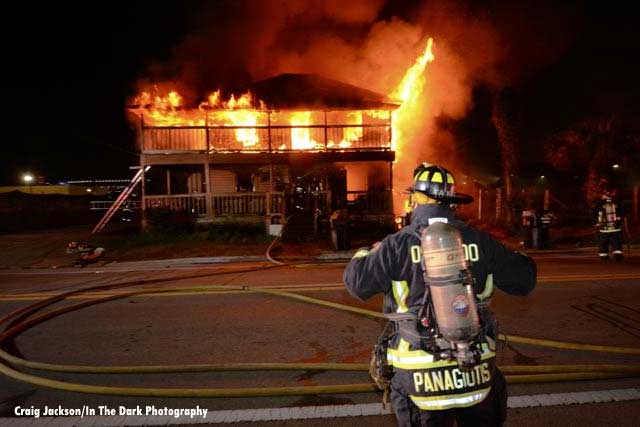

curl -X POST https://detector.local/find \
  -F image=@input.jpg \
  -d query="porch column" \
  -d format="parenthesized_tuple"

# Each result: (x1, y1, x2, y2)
(267, 163, 274, 215)
(204, 162, 213, 217)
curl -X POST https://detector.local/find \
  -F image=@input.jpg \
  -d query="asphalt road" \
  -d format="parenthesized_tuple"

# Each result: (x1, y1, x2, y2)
(0, 251, 639, 426)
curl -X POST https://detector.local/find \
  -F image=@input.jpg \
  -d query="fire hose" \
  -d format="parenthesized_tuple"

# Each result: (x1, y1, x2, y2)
(1, 280, 639, 398)
(265, 214, 291, 265)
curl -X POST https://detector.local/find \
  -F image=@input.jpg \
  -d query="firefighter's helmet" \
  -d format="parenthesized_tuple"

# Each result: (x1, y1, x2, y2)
(601, 189, 617, 201)
(410, 163, 473, 205)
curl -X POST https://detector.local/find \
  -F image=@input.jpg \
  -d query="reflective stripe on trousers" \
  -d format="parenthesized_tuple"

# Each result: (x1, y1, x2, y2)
(410, 388, 491, 410)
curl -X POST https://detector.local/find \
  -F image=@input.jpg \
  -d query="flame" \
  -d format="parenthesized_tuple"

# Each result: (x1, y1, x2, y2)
(390, 38, 435, 154)
(290, 111, 322, 150)
(207, 90, 221, 108)
(339, 111, 361, 148)
(388, 37, 436, 215)
(130, 37, 438, 217)
(133, 88, 183, 109)
(215, 92, 262, 148)
(132, 88, 267, 147)
(131, 87, 201, 126)
(131, 81, 397, 153)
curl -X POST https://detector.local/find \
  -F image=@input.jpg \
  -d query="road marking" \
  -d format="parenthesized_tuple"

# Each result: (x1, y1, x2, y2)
(1, 388, 638, 426)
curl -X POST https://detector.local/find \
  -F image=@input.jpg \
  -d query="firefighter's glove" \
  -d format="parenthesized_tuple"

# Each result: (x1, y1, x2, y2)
(369, 344, 393, 408)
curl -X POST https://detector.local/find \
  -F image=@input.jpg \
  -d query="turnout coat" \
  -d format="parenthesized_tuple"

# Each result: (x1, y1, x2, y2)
(343, 204, 536, 411)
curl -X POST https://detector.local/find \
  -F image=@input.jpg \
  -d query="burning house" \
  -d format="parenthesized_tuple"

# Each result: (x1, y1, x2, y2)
(128, 73, 400, 229)
(113, 37, 437, 236)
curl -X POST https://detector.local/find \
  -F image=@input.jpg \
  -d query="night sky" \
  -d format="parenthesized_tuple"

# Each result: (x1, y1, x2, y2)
(1, 1, 638, 185)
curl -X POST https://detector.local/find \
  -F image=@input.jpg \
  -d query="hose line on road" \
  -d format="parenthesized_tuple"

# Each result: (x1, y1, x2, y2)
(0, 263, 289, 329)
(1, 279, 640, 398)
(9, 281, 637, 356)
(265, 214, 295, 265)
(0, 358, 636, 398)
(498, 334, 640, 355)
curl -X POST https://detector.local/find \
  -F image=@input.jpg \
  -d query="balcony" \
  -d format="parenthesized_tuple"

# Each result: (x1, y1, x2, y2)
(133, 110, 392, 153)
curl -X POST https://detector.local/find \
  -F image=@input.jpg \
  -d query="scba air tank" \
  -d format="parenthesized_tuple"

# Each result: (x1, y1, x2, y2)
(420, 222, 480, 344)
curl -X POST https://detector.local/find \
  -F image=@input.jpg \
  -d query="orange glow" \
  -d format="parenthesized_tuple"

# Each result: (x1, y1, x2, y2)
(390, 38, 434, 103)
(206, 90, 221, 108)
(131, 78, 398, 153)
(290, 111, 322, 150)
(132, 88, 268, 147)
(216, 92, 262, 148)
(339, 111, 361, 148)
(389, 38, 435, 154)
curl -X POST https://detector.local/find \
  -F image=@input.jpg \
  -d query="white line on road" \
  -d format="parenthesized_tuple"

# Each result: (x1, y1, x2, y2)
(1, 388, 639, 426)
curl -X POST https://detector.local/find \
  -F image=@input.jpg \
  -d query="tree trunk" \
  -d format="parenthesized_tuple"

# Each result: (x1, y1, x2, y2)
(493, 88, 520, 225)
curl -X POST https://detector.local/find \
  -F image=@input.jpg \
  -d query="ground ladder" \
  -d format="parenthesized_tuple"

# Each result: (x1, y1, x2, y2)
(91, 167, 147, 234)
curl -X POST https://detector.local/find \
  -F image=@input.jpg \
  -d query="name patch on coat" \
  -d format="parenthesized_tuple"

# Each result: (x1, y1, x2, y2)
(411, 357, 495, 396)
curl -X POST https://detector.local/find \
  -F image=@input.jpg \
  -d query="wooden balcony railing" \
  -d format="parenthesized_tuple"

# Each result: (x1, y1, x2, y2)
(212, 192, 284, 215)
(143, 192, 285, 216)
(142, 191, 391, 217)
(138, 111, 392, 153)
(144, 195, 207, 215)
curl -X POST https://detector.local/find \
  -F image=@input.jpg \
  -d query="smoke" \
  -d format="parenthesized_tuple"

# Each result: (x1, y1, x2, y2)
(138, 0, 575, 207)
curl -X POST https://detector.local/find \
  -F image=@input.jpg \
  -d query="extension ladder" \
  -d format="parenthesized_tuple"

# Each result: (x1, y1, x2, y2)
(91, 167, 148, 234)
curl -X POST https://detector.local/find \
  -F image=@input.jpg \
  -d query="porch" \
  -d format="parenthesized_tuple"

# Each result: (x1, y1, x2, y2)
(143, 192, 286, 217)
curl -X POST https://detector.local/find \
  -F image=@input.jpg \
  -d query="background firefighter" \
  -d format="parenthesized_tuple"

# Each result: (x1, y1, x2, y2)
(593, 191, 626, 261)
(343, 164, 536, 427)
(66, 241, 106, 267)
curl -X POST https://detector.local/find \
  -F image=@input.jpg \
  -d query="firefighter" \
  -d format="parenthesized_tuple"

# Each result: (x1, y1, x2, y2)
(594, 190, 625, 261)
(67, 241, 106, 267)
(330, 209, 350, 250)
(343, 164, 536, 427)
(520, 208, 536, 248)
(537, 209, 554, 249)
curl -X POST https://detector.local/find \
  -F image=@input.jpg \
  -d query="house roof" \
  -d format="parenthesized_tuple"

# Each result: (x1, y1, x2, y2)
(248, 73, 399, 111)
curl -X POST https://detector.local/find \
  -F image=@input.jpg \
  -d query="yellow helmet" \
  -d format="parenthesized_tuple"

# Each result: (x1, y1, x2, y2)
(411, 164, 473, 205)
